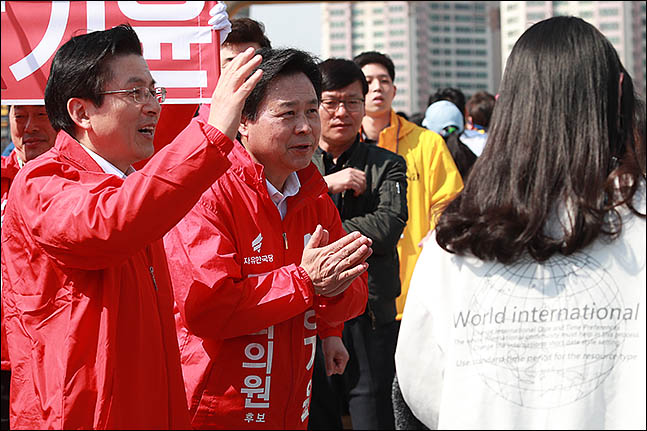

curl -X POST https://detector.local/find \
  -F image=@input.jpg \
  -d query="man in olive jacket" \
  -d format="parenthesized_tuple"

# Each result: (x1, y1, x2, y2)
(308, 58, 408, 430)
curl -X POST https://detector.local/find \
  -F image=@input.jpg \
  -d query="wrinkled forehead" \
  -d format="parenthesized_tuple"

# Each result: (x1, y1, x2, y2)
(105, 54, 156, 88)
(262, 73, 318, 108)
(322, 81, 366, 99)
(10, 105, 48, 115)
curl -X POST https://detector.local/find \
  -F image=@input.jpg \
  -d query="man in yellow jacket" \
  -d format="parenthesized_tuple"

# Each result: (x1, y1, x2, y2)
(354, 51, 464, 319)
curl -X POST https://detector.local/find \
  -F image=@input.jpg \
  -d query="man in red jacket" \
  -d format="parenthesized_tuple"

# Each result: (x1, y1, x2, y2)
(1, 104, 57, 430)
(163, 48, 371, 430)
(1, 20, 262, 429)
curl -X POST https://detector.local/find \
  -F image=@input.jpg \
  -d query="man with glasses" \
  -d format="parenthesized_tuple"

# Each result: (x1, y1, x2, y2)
(308, 58, 408, 430)
(1, 17, 261, 429)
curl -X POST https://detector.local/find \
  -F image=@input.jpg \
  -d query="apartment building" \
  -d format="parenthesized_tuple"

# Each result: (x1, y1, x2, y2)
(322, 1, 501, 116)
(501, 1, 646, 97)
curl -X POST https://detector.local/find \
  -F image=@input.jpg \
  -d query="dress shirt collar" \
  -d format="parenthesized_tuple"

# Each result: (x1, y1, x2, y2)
(266, 171, 301, 220)
(79, 143, 135, 179)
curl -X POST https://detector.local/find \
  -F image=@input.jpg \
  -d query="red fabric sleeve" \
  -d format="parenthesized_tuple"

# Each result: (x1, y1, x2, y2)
(164, 198, 316, 340)
(11, 120, 232, 270)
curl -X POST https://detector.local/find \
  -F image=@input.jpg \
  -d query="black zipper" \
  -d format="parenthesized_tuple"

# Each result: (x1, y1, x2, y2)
(146, 245, 158, 291)
(367, 302, 377, 330)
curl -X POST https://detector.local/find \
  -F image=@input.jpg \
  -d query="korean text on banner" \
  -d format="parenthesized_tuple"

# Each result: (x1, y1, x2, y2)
(1, 1, 221, 105)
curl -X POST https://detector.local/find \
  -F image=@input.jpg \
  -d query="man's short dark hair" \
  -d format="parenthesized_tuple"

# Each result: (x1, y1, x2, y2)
(318, 58, 368, 95)
(223, 17, 271, 49)
(465, 91, 496, 129)
(409, 112, 425, 127)
(242, 48, 321, 121)
(428, 87, 466, 118)
(44, 24, 142, 137)
(353, 51, 395, 82)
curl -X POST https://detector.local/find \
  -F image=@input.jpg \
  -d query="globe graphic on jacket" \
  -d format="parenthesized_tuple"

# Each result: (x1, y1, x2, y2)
(465, 253, 627, 409)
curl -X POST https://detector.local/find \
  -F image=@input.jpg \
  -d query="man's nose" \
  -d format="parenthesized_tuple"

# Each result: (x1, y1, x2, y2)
(144, 95, 162, 116)
(334, 103, 350, 116)
(24, 115, 41, 132)
(295, 113, 313, 134)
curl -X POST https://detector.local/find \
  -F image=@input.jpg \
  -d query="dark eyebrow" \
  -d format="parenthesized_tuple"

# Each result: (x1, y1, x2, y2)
(276, 100, 297, 108)
(323, 92, 364, 99)
(276, 98, 319, 108)
(125, 77, 155, 87)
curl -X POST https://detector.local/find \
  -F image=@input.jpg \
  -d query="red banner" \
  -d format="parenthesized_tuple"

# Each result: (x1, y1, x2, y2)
(1, 1, 220, 105)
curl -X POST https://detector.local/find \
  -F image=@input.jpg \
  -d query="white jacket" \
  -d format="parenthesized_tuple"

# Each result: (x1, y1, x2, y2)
(396, 181, 646, 430)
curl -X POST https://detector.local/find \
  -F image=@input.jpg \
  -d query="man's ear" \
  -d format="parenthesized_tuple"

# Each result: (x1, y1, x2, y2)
(238, 117, 249, 141)
(392, 84, 397, 99)
(67, 98, 92, 131)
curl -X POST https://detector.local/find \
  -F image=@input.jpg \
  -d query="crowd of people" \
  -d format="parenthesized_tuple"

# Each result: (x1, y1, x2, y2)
(1, 2, 644, 430)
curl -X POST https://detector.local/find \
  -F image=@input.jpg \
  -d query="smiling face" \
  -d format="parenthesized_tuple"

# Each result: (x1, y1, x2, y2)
(361, 63, 396, 117)
(79, 54, 161, 172)
(318, 80, 365, 156)
(9, 105, 57, 163)
(239, 72, 321, 191)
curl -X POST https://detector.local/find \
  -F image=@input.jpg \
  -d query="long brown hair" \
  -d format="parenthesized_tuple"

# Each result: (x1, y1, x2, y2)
(435, 16, 645, 264)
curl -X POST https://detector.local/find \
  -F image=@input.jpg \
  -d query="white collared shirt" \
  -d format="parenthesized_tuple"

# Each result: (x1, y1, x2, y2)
(79, 143, 135, 179)
(266, 172, 301, 220)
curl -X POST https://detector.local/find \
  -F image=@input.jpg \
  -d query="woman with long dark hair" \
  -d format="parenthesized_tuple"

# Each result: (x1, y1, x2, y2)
(394, 16, 645, 429)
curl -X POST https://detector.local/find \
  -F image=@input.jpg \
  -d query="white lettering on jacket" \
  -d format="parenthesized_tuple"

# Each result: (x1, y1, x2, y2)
(244, 254, 274, 265)
(301, 310, 317, 421)
(241, 325, 274, 414)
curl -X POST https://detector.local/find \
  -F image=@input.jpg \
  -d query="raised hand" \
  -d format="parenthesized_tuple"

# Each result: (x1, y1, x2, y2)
(208, 47, 263, 141)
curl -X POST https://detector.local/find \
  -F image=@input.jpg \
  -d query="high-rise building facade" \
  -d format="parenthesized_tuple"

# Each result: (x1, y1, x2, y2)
(322, 1, 501, 116)
(500, 1, 646, 97)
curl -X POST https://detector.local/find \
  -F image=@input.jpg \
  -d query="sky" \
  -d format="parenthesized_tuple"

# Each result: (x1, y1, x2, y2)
(249, 3, 323, 58)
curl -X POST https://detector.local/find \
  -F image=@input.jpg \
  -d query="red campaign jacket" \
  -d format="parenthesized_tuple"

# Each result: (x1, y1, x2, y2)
(1, 152, 21, 371)
(163, 142, 369, 430)
(1, 119, 233, 430)
(1, 151, 21, 207)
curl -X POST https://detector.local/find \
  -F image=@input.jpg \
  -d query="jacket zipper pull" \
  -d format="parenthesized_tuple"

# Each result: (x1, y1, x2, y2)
(149, 266, 158, 291)
(282, 232, 288, 250)
(367, 302, 377, 330)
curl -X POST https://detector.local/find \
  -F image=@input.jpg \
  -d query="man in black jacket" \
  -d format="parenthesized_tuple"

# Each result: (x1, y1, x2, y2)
(308, 58, 408, 430)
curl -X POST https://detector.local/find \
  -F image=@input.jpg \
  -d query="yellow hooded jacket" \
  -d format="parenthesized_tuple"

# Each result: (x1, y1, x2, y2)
(366, 111, 463, 318)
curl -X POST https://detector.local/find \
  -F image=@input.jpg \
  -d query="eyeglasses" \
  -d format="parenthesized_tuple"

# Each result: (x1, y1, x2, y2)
(320, 98, 364, 113)
(98, 87, 167, 104)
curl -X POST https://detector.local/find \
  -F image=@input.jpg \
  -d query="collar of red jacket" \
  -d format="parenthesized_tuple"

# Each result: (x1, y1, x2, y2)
(53, 131, 108, 174)
(227, 141, 327, 201)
